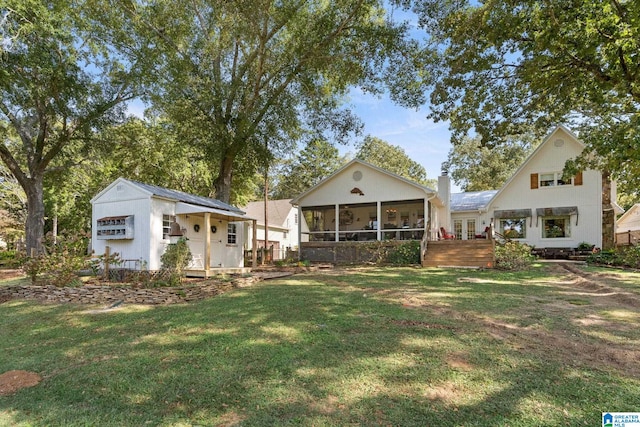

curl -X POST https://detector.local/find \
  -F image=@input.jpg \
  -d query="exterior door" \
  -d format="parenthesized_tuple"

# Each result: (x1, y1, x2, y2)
(454, 218, 477, 240)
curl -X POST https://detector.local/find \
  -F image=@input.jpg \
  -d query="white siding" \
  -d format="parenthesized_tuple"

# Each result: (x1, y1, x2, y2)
(296, 162, 430, 207)
(488, 128, 602, 248)
(91, 181, 154, 268)
(149, 198, 176, 270)
(617, 205, 640, 232)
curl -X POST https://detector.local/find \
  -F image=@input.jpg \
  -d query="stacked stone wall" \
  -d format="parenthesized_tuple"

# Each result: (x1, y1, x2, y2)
(0, 276, 261, 305)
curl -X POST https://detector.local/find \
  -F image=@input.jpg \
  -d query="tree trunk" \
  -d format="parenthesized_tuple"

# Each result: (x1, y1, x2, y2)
(601, 171, 615, 250)
(24, 175, 46, 255)
(213, 154, 234, 204)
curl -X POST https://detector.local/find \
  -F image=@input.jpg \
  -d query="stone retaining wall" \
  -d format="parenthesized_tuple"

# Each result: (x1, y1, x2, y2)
(0, 276, 262, 305)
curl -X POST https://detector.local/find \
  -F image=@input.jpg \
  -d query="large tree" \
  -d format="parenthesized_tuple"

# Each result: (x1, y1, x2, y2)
(408, 0, 640, 197)
(271, 138, 348, 199)
(356, 136, 436, 187)
(0, 0, 138, 253)
(442, 134, 537, 192)
(110, 0, 429, 203)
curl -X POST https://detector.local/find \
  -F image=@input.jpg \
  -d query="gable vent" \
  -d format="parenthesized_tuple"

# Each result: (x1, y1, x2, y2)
(554, 139, 564, 147)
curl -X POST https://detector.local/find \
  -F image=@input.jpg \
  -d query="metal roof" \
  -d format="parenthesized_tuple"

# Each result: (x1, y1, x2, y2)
(125, 179, 245, 214)
(450, 190, 498, 212)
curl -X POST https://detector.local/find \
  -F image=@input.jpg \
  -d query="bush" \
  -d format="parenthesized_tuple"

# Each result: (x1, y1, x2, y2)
(21, 232, 89, 286)
(619, 245, 640, 268)
(387, 241, 421, 265)
(0, 250, 20, 268)
(495, 241, 535, 270)
(160, 238, 193, 285)
(589, 246, 640, 268)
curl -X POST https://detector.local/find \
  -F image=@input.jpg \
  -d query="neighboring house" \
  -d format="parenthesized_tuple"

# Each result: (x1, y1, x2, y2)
(242, 199, 303, 260)
(616, 203, 640, 246)
(91, 178, 257, 276)
(292, 126, 618, 265)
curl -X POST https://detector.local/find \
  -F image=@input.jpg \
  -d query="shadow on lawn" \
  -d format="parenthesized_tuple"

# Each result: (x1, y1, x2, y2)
(0, 268, 638, 426)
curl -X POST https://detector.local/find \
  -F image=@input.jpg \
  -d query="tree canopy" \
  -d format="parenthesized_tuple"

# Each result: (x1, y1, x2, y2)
(109, 0, 429, 203)
(442, 134, 537, 192)
(271, 139, 348, 199)
(408, 0, 640, 198)
(0, 0, 138, 253)
(356, 136, 435, 187)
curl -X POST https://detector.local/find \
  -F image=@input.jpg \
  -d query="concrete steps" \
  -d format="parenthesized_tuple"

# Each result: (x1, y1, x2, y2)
(422, 239, 495, 268)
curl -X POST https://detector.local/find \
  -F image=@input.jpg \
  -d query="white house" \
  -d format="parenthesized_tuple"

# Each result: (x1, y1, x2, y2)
(291, 125, 618, 265)
(449, 126, 617, 250)
(91, 178, 257, 276)
(291, 159, 440, 242)
(616, 203, 640, 246)
(242, 199, 304, 260)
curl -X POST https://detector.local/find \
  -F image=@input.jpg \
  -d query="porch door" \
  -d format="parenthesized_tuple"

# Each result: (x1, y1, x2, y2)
(454, 218, 477, 240)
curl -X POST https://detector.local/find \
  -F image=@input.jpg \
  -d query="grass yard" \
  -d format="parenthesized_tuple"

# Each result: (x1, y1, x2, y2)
(1, 263, 639, 426)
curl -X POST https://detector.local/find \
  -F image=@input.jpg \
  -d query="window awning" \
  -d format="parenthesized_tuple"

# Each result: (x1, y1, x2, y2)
(535, 206, 578, 217)
(493, 209, 532, 219)
(536, 206, 579, 226)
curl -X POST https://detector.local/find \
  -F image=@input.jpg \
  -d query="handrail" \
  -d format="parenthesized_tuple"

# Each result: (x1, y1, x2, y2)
(420, 231, 428, 262)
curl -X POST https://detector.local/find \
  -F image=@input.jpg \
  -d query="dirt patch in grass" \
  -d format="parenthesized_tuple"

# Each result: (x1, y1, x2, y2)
(398, 264, 640, 378)
(0, 370, 42, 396)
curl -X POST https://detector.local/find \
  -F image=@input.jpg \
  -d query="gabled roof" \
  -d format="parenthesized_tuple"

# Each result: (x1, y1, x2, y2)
(290, 158, 436, 205)
(451, 190, 498, 212)
(485, 125, 584, 210)
(92, 177, 245, 215)
(616, 203, 638, 224)
(243, 199, 295, 228)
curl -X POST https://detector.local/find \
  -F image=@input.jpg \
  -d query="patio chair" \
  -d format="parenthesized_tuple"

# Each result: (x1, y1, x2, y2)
(440, 227, 456, 240)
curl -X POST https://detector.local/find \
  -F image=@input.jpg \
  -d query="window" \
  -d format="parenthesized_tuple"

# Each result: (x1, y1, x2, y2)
(227, 223, 237, 244)
(162, 214, 175, 239)
(540, 172, 573, 187)
(542, 216, 570, 238)
(499, 218, 526, 239)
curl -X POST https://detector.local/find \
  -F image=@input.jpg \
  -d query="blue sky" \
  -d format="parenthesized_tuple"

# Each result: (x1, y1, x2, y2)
(344, 87, 453, 184)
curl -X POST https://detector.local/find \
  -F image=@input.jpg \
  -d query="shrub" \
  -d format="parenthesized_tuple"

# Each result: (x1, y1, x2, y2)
(21, 232, 89, 286)
(495, 241, 535, 270)
(588, 249, 619, 266)
(576, 242, 595, 252)
(587, 247, 640, 268)
(0, 250, 19, 267)
(160, 238, 193, 285)
(619, 245, 640, 268)
(387, 241, 421, 265)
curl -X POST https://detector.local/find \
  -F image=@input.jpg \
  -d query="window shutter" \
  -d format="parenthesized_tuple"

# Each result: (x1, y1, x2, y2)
(530, 173, 539, 189)
(574, 171, 583, 186)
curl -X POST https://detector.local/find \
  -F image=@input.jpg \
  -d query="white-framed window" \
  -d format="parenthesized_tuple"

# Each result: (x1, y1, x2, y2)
(162, 214, 175, 239)
(227, 223, 237, 244)
(499, 218, 527, 239)
(540, 172, 573, 187)
(542, 216, 571, 238)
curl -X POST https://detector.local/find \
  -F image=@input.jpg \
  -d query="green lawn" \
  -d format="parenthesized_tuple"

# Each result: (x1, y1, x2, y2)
(1, 264, 639, 426)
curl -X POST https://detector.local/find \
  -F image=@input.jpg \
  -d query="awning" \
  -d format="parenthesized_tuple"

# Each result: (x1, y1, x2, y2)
(175, 202, 255, 222)
(494, 208, 533, 227)
(493, 209, 532, 219)
(536, 206, 579, 225)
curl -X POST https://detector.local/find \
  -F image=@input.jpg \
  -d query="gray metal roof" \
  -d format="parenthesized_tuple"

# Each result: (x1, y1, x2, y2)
(450, 190, 498, 212)
(126, 179, 245, 214)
